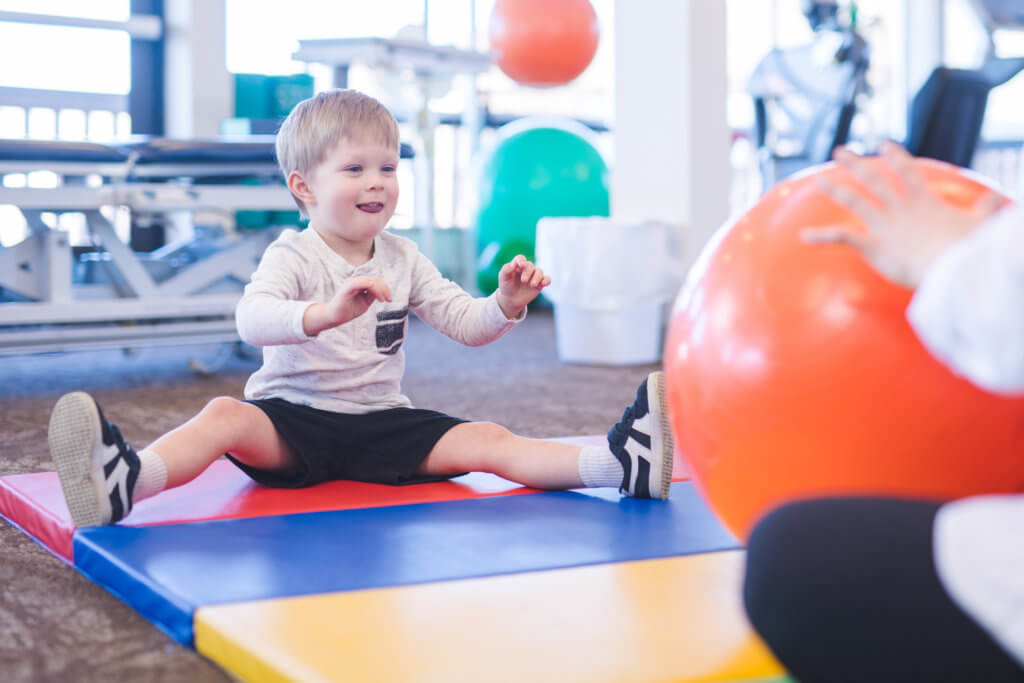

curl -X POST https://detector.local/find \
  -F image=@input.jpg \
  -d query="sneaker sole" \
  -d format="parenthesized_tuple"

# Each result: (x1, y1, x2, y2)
(647, 372, 675, 500)
(48, 392, 109, 527)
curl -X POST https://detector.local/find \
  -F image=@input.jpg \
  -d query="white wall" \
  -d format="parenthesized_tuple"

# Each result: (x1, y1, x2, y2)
(904, 0, 945, 117)
(613, 0, 731, 267)
(164, 0, 232, 137)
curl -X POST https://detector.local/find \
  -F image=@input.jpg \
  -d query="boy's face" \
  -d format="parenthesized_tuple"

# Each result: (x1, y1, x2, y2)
(303, 135, 400, 248)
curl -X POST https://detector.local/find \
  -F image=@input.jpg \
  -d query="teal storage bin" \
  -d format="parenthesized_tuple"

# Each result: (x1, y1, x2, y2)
(234, 73, 314, 119)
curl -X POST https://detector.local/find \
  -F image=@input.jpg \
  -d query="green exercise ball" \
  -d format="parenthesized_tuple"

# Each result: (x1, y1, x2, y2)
(475, 119, 610, 294)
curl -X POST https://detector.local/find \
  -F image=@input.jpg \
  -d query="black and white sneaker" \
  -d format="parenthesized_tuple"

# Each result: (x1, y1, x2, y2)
(48, 392, 140, 527)
(607, 371, 674, 500)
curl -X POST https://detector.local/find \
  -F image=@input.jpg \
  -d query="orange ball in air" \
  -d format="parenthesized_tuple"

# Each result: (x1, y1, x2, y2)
(489, 0, 599, 87)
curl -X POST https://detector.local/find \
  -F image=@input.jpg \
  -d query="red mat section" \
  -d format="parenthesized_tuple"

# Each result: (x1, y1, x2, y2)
(0, 474, 76, 562)
(0, 435, 690, 563)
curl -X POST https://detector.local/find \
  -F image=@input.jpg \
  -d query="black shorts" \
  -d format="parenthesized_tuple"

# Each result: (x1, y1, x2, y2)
(226, 397, 468, 488)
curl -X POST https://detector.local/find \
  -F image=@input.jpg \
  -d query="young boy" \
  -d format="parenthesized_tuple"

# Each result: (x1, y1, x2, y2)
(47, 89, 674, 527)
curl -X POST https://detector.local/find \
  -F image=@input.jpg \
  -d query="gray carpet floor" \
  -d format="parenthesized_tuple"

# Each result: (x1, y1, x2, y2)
(0, 310, 658, 682)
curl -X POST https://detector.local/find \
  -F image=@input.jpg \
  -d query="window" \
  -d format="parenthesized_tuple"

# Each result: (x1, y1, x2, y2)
(0, 1, 134, 245)
(0, 1, 130, 96)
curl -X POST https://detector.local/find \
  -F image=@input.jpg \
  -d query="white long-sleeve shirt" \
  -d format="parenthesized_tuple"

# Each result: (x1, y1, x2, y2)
(909, 205, 1024, 668)
(236, 227, 520, 414)
(907, 205, 1024, 395)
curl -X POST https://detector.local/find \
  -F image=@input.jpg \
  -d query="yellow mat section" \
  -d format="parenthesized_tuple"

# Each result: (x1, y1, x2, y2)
(196, 550, 784, 683)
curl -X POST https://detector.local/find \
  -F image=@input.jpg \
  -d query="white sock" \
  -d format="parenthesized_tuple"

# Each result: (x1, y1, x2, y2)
(577, 445, 624, 488)
(132, 448, 169, 503)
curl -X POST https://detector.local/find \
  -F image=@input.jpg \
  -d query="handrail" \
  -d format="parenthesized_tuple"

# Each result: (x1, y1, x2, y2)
(0, 87, 127, 113)
(0, 10, 161, 40)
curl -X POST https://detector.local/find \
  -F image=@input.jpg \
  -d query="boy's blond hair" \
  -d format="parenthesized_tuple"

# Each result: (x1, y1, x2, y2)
(275, 89, 400, 214)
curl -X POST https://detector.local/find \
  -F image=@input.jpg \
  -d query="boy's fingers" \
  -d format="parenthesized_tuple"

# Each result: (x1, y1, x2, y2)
(501, 255, 527, 280)
(353, 277, 392, 302)
(373, 282, 393, 302)
(816, 177, 884, 227)
(499, 260, 516, 280)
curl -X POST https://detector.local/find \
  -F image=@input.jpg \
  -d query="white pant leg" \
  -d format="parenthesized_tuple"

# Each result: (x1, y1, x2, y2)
(933, 494, 1024, 668)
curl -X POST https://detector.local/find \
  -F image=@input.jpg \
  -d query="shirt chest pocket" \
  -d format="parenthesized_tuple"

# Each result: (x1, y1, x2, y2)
(375, 307, 408, 355)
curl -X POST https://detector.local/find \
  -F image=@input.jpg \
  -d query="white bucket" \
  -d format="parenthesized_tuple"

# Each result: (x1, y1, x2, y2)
(553, 301, 663, 365)
(536, 217, 683, 366)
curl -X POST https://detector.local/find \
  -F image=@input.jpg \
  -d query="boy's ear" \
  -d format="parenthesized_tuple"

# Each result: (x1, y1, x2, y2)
(287, 170, 316, 206)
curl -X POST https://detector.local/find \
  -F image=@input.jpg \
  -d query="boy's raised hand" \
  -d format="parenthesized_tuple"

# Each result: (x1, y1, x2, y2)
(496, 255, 551, 319)
(303, 275, 392, 336)
(803, 141, 1005, 288)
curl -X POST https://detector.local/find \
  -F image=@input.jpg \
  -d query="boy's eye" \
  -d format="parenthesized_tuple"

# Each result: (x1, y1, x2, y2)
(382, 165, 396, 173)
(343, 165, 362, 173)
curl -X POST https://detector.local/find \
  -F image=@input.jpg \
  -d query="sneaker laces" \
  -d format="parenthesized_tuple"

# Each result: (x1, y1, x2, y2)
(607, 402, 636, 449)
(101, 419, 139, 475)
(607, 399, 642, 493)
(97, 404, 134, 459)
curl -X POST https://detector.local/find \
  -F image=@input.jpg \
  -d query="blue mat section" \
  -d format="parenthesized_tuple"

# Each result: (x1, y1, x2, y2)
(74, 482, 739, 646)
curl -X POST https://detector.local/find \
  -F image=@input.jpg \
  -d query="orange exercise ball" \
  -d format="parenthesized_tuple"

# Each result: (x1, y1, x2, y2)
(664, 159, 1024, 541)
(489, 0, 599, 87)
